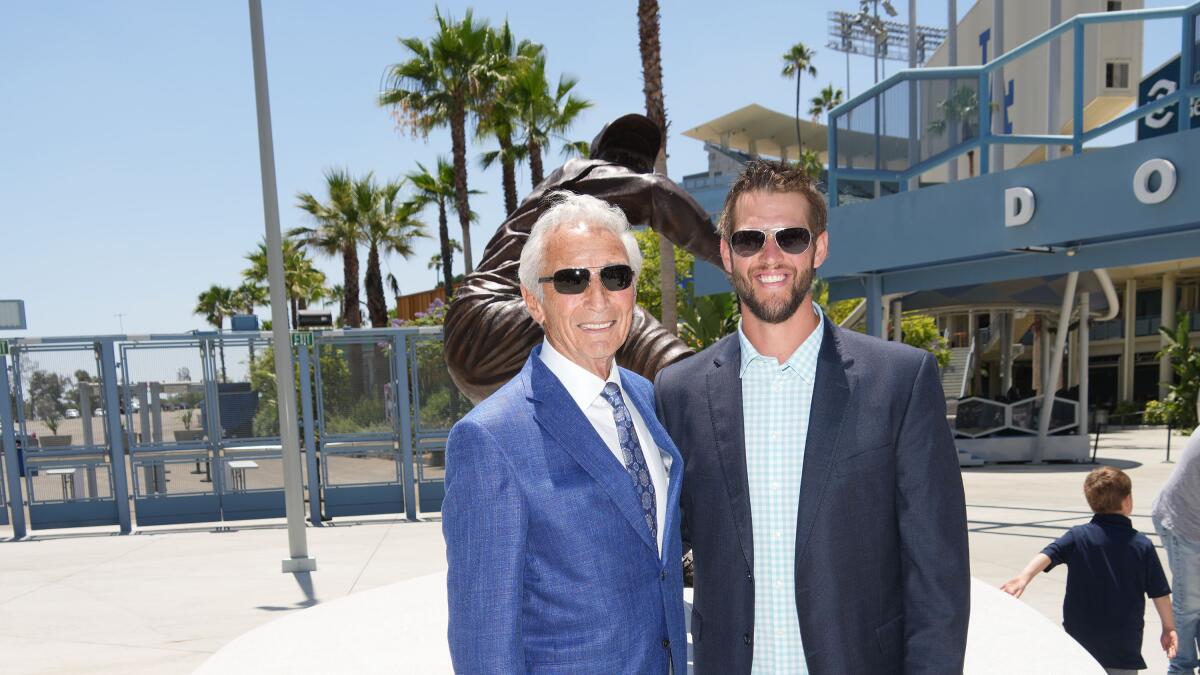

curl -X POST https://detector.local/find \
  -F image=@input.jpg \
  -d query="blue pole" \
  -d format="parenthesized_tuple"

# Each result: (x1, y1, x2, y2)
(0, 353, 28, 539)
(296, 342, 322, 527)
(97, 339, 132, 533)
(828, 113, 839, 210)
(394, 334, 417, 521)
(1182, 11, 1196, 132)
(1073, 22, 1085, 154)
(866, 275, 884, 339)
(978, 72, 991, 175)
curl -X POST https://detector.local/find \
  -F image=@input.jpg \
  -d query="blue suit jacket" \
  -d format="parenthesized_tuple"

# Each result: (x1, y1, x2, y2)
(443, 346, 687, 674)
(655, 319, 970, 674)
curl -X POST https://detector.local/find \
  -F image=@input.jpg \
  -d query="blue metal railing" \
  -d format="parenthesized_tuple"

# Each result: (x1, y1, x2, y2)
(827, 1, 1200, 207)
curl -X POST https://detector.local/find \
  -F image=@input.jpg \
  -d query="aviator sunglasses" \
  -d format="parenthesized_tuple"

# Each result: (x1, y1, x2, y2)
(538, 264, 635, 295)
(728, 227, 812, 257)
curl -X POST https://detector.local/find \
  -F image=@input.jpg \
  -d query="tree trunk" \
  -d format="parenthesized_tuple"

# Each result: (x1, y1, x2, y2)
(638, 0, 677, 336)
(218, 341, 227, 383)
(341, 243, 362, 328)
(438, 199, 454, 295)
(499, 131, 519, 216)
(290, 297, 298, 330)
(529, 139, 544, 188)
(449, 106, 474, 274)
(365, 242, 388, 327)
(795, 78, 803, 152)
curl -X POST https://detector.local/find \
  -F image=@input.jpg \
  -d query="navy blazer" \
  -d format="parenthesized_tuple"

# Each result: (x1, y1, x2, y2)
(443, 347, 687, 674)
(654, 319, 970, 674)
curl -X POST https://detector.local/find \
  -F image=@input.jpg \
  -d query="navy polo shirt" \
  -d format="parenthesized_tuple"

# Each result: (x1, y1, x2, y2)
(1042, 513, 1171, 670)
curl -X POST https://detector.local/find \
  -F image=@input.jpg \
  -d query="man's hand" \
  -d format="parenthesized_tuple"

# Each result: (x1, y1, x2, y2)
(1161, 627, 1178, 658)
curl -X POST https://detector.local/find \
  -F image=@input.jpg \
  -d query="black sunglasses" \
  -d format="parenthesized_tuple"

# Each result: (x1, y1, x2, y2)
(538, 264, 635, 295)
(728, 227, 812, 257)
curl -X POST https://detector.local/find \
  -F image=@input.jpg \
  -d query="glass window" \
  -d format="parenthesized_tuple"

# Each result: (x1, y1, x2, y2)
(1106, 1, 1122, 11)
(1105, 62, 1130, 89)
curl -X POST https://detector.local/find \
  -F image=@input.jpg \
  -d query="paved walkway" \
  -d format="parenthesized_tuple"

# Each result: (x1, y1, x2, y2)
(0, 427, 1187, 674)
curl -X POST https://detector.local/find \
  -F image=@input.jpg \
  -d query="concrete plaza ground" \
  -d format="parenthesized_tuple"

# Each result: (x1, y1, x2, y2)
(0, 427, 1188, 674)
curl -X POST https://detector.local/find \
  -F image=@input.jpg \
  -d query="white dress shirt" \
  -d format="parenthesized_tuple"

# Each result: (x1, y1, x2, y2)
(539, 340, 670, 554)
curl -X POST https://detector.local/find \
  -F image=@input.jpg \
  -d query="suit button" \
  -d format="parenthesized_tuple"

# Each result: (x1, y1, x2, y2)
(662, 638, 670, 649)
(660, 568, 667, 580)
(746, 571, 753, 581)
(743, 633, 751, 645)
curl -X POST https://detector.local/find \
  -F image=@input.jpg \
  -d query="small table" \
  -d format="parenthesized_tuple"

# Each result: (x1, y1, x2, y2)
(45, 467, 78, 501)
(227, 460, 259, 492)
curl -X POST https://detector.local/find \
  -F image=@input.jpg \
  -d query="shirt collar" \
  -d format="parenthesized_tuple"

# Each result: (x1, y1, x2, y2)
(1090, 513, 1133, 528)
(538, 339, 620, 410)
(737, 302, 825, 381)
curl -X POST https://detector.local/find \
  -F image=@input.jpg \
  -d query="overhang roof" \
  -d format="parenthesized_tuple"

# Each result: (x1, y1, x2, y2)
(681, 104, 829, 158)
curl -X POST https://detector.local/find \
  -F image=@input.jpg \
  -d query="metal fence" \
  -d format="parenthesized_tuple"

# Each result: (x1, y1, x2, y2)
(0, 327, 470, 538)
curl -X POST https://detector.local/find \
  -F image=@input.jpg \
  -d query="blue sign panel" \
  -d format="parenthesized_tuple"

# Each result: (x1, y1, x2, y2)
(1137, 55, 1200, 140)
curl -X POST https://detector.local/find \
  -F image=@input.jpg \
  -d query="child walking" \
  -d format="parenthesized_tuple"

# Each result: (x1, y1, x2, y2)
(1002, 466, 1178, 674)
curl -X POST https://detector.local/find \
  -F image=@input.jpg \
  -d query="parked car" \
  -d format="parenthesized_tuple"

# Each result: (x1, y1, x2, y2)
(64, 408, 80, 419)
(93, 408, 105, 417)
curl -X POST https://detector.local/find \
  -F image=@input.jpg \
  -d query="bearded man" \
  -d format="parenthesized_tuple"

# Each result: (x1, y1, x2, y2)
(653, 160, 970, 674)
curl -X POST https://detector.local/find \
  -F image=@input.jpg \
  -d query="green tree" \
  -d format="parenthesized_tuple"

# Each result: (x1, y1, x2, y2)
(194, 284, 235, 381)
(809, 83, 843, 122)
(28, 369, 67, 435)
(782, 42, 818, 151)
(633, 228, 692, 322)
(427, 239, 462, 276)
(243, 237, 328, 329)
(637, 0, 678, 336)
(380, 8, 495, 275)
(507, 53, 591, 188)
(928, 85, 986, 177)
(900, 314, 952, 369)
(364, 179, 428, 327)
(407, 158, 478, 296)
(477, 21, 541, 215)
(293, 168, 367, 328)
(797, 149, 824, 179)
(1157, 312, 1200, 430)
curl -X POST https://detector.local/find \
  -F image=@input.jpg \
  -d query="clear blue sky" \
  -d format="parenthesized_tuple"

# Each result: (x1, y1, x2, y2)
(0, 0, 1185, 338)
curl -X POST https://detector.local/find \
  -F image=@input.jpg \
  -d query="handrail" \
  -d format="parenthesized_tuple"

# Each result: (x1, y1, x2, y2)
(827, 0, 1200, 207)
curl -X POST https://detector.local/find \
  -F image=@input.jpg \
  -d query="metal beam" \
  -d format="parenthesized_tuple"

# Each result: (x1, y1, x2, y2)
(1033, 272, 1077, 463)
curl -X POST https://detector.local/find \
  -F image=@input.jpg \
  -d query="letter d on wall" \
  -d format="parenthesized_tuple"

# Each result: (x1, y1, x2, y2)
(1005, 187, 1035, 227)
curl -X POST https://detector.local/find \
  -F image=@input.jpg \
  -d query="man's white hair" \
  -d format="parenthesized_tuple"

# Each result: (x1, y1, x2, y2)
(518, 191, 643, 301)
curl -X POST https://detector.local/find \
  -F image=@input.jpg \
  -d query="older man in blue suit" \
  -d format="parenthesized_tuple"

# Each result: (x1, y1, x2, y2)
(443, 191, 686, 674)
(655, 160, 970, 674)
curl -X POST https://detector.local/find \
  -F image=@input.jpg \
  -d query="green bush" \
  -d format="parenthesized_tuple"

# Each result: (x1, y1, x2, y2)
(326, 397, 390, 434)
(1143, 399, 1167, 425)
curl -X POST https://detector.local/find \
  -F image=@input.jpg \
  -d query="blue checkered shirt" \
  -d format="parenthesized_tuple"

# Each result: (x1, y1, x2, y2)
(738, 303, 824, 674)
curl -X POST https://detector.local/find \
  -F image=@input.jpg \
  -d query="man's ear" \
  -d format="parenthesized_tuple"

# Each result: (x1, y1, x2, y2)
(812, 231, 830, 270)
(720, 236, 733, 276)
(520, 284, 545, 325)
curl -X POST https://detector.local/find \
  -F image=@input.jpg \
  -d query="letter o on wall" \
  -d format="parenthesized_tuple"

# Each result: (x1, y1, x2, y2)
(1005, 187, 1035, 227)
(1133, 158, 1176, 205)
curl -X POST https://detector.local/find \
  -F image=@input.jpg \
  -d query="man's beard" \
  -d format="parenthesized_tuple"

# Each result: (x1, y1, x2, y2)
(730, 263, 814, 324)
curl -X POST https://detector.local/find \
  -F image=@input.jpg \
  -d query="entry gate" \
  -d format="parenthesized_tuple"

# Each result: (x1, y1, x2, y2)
(11, 340, 125, 530)
(118, 334, 288, 525)
(1, 327, 470, 533)
(313, 331, 410, 518)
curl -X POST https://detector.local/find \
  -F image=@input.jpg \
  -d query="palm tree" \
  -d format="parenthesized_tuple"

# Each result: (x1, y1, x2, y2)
(427, 239, 462, 278)
(380, 8, 494, 275)
(243, 237, 328, 329)
(928, 86, 985, 177)
(477, 21, 542, 215)
(407, 158, 478, 295)
(509, 54, 592, 188)
(364, 180, 428, 327)
(809, 84, 844, 122)
(293, 168, 367, 328)
(637, 0, 677, 335)
(194, 284, 235, 381)
(782, 43, 818, 152)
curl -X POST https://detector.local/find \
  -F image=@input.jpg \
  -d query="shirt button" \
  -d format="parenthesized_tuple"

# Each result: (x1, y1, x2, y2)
(769, 432, 778, 441)
(776, 628, 785, 637)
(773, 529, 782, 539)
(775, 579, 784, 588)
(770, 481, 781, 492)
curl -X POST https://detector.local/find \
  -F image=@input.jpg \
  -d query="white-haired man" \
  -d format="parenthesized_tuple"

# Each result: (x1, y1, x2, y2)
(442, 192, 687, 674)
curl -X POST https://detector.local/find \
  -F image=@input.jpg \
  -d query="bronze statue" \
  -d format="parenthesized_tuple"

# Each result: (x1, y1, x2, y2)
(443, 113, 722, 403)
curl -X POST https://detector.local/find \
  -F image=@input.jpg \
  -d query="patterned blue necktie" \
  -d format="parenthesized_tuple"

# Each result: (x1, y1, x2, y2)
(600, 382, 658, 542)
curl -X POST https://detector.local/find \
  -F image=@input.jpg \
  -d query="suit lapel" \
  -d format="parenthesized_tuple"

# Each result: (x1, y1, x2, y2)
(795, 320, 854, 567)
(622, 371, 683, 562)
(706, 335, 754, 573)
(527, 353, 658, 556)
